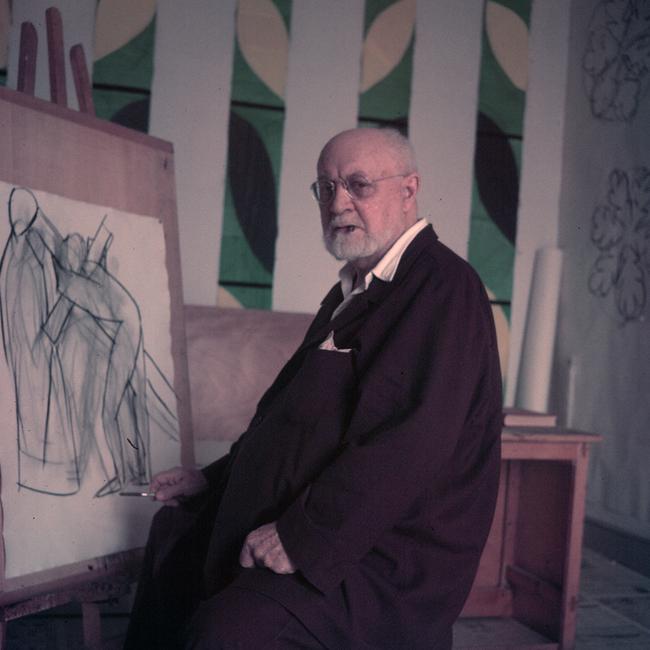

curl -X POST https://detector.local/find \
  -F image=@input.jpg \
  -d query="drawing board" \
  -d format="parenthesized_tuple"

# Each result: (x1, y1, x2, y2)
(0, 85, 192, 591)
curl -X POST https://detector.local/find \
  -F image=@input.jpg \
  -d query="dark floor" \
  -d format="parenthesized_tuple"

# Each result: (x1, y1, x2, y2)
(5, 548, 650, 649)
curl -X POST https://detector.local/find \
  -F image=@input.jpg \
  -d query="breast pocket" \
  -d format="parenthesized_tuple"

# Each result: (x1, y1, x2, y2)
(344, 372, 410, 443)
(282, 347, 356, 426)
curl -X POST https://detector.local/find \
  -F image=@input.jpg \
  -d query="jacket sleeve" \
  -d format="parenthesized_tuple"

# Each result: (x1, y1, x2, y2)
(276, 263, 501, 594)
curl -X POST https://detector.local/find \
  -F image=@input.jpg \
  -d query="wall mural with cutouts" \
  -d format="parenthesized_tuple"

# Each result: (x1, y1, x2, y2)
(358, 0, 415, 131)
(468, 0, 531, 382)
(92, 0, 156, 132)
(217, 104, 283, 309)
(217, 0, 291, 309)
(582, 0, 650, 123)
(355, 0, 527, 384)
(588, 167, 650, 324)
(553, 0, 650, 538)
(81, 0, 530, 364)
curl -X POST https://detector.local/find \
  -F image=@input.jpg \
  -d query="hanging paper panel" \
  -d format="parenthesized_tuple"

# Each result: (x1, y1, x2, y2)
(218, 0, 291, 309)
(92, 0, 156, 133)
(469, 0, 531, 382)
(358, 0, 415, 132)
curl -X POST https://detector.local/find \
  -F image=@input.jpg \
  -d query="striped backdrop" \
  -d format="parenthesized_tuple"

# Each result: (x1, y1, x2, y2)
(1, 0, 571, 397)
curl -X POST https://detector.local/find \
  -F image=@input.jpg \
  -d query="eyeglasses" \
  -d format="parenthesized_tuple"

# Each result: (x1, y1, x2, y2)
(310, 173, 409, 205)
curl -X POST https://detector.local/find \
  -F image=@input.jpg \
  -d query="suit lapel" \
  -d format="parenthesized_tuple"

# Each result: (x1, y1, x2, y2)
(311, 283, 343, 332)
(390, 223, 437, 285)
(253, 284, 343, 414)
(299, 275, 392, 351)
(254, 226, 438, 417)
(298, 225, 438, 350)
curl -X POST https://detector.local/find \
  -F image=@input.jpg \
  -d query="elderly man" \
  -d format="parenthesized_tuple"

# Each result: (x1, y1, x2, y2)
(124, 128, 502, 649)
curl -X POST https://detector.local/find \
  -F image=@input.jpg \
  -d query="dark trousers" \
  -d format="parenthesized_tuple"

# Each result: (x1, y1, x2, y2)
(123, 506, 324, 649)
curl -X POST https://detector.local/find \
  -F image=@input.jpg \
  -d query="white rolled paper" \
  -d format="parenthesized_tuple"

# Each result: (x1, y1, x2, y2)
(515, 247, 564, 413)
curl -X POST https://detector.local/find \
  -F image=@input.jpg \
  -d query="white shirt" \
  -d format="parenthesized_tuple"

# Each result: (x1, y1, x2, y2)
(331, 219, 429, 320)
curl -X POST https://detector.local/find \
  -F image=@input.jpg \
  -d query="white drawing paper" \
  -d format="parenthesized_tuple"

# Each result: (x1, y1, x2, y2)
(0, 182, 180, 579)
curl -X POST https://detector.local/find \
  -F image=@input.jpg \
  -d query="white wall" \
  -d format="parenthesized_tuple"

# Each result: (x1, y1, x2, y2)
(505, 0, 572, 404)
(554, 0, 650, 540)
(149, 0, 236, 306)
(273, 0, 484, 312)
(409, 0, 483, 260)
(272, 0, 365, 313)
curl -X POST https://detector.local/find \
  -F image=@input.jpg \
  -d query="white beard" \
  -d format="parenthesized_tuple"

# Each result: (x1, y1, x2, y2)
(323, 228, 380, 261)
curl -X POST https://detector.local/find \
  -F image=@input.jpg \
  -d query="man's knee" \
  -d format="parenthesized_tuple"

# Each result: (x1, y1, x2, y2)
(183, 586, 315, 650)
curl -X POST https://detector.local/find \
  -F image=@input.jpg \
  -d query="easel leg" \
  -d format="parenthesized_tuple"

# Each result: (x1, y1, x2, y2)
(81, 602, 102, 649)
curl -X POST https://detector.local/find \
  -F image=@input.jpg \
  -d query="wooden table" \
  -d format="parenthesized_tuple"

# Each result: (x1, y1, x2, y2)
(460, 427, 601, 649)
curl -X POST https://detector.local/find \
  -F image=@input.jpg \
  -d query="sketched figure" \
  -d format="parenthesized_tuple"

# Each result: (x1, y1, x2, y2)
(43, 232, 113, 492)
(44, 220, 151, 496)
(0, 188, 79, 495)
(588, 167, 650, 323)
(1, 188, 176, 497)
(582, 1, 650, 122)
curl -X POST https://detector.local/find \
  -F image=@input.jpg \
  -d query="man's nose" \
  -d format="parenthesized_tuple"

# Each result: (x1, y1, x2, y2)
(329, 180, 353, 214)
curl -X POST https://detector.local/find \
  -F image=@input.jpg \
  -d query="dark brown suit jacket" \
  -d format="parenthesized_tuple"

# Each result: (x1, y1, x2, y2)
(200, 226, 502, 648)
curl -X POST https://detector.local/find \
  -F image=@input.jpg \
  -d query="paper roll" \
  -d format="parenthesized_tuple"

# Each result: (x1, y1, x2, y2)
(515, 247, 564, 412)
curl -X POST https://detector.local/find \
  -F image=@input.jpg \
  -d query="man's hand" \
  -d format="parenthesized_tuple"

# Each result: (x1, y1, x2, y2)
(239, 522, 297, 575)
(150, 466, 208, 506)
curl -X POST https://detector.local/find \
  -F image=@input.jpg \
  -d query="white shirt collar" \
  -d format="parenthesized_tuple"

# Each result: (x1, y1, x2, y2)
(338, 219, 428, 299)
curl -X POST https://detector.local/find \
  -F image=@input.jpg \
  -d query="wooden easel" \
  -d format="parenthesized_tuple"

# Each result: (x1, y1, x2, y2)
(0, 9, 191, 649)
(17, 7, 95, 114)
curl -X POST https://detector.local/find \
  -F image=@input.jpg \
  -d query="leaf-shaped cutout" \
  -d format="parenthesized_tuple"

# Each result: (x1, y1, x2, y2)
(111, 98, 150, 133)
(632, 166, 650, 216)
(474, 112, 519, 244)
(237, 0, 288, 99)
(361, 0, 416, 93)
(589, 66, 621, 119)
(623, 32, 650, 77)
(0, 0, 10, 69)
(583, 26, 619, 76)
(486, 287, 509, 381)
(589, 253, 618, 297)
(608, 169, 630, 210)
(632, 166, 650, 197)
(485, 1, 529, 91)
(607, 0, 633, 25)
(639, 223, 650, 270)
(612, 77, 640, 121)
(638, 2, 650, 22)
(616, 245, 646, 320)
(632, 166, 650, 200)
(217, 286, 244, 308)
(228, 111, 278, 274)
(591, 205, 623, 250)
(94, 0, 156, 61)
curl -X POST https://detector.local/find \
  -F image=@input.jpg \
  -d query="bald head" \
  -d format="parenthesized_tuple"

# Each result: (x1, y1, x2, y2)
(318, 128, 417, 177)
(315, 127, 421, 273)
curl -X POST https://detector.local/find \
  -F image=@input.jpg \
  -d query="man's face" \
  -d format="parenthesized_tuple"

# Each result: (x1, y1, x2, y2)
(317, 132, 417, 271)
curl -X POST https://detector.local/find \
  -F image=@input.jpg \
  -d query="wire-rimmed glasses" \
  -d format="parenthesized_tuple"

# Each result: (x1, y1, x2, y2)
(310, 173, 408, 205)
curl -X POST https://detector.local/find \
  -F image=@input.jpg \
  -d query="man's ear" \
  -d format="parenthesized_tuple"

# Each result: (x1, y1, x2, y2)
(402, 173, 420, 201)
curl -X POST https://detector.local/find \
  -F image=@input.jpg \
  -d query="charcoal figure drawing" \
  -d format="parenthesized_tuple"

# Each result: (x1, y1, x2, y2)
(0, 187, 177, 498)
